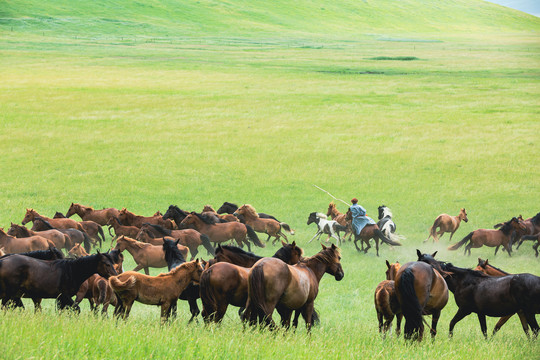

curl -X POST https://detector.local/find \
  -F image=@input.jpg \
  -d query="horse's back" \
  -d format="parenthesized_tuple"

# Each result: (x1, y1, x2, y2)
(0, 255, 61, 296)
(250, 257, 291, 303)
(396, 261, 448, 312)
(511, 273, 540, 313)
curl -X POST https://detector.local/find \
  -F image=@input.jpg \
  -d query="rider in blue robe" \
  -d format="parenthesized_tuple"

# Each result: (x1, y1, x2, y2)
(350, 198, 375, 235)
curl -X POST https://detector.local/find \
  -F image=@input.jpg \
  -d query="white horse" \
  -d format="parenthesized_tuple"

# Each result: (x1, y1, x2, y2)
(377, 206, 405, 244)
(307, 212, 348, 245)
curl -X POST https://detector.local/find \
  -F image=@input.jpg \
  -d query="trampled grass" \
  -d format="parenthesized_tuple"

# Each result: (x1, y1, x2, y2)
(0, 0, 539, 359)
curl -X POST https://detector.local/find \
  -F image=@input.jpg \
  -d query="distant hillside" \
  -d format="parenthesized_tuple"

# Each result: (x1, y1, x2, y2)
(0, 0, 538, 39)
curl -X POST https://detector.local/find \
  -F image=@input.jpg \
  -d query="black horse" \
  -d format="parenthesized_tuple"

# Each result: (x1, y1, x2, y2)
(0, 252, 117, 311)
(216, 202, 279, 223)
(418, 252, 540, 338)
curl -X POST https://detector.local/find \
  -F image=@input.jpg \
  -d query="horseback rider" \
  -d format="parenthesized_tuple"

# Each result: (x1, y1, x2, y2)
(349, 198, 376, 235)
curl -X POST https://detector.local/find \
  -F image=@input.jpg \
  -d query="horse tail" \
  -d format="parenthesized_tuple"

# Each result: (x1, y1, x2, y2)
(398, 268, 423, 339)
(199, 268, 217, 319)
(97, 278, 108, 305)
(376, 229, 401, 246)
(280, 223, 295, 235)
(246, 225, 265, 248)
(248, 265, 270, 321)
(200, 233, 215, 256)
(97, 226, 105, 248)
(334, 223, 348, 232)
(388, 232, 406, 243)
(312, 307, 321, 326)
(448, 232, 473, 251)
(109, 275, 136, 292)
(426, 216, 441, 241)
(82, 232, 92, 254)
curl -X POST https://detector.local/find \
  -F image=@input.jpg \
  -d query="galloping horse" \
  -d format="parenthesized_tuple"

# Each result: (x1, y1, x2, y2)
(180, 212, 264, 251)
(107, 216, 140, 240)
(66, 203, 120, 226)
(448, 217, 526, 256)
(7, 223, 71, 252)
(307, 212, 347, 244)
(217, 202, 279, 223)
(394, 250, 449, 340)
(31, 217, 92, 254)
(234, 205, 294, 245)
(377, 206, 405, 243)
(345, 209, 401, 256)
(162, 205, 191, 226)
(118, 208, 174, 230)
(518, 233, 540, 257)
(326, 202, 353, 241)
(199, 242, 303, 323)
(110, 259, 203, 324)
(245, 243, 344, 330)
(425, 208, 468, 243)
(23, 208, 84, 231)
(419, 252, 540, 338)
(0, 227, 54, 254)
(202, 205, 238, 222)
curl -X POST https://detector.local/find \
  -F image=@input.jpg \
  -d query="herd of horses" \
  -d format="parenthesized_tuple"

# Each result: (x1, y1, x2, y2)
(0, 201, 539, 340)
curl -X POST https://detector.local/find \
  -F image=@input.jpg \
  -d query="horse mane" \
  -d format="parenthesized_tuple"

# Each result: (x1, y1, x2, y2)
(158, 260, 196, 277)
(11, 224, 31, 237)
(108, 249, 123, 264)
(315, 213, 327, 219)
(54, 253, 114, 285)
(301, 246, 340, 266)
(381, 207, 392, 218)
(143, 223, 171, 236)
(441, 262, 489, 278)
(112, 216, 124, 225)
(120, 237, 149, 249)
(0, 246, 64, 260)
(242, 204, 259, 218)
(498, 218, 515, 235)
(481, 261, 509, 275)
(273, 244, 303, 263)
(34, 217, 55, 229)
(218, 245, 260, 260)
(530, 212, 540, 226)
(224, 202, 238, 209)
(192, 212, 217, 225)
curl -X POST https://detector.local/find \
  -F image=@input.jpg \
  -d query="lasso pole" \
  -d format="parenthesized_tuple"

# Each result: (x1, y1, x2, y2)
(312, 184, 350, 207)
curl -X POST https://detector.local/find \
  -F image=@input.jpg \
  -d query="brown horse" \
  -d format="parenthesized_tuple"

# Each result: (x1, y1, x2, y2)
(245, 243, 344, 330)
(107, 216, 140, 240)
(0, 228, 55, 254)
(394, 250, 449, 340)
(180, 212, 264, 251)
(30, 217, 92, 254)
(0, 248, 4, 257)
(374, 261, 403, 336)
(233, 204, 294, 245)
(326, 202, 353, 241)
(23, 208, 85, 232)
(66, 203, 120, 226)
(474, 258, 533, 337)
(113, 236, 189, 275)
(448, 217, 526, 256)
(203, 205, 238, 222)
(110, 259, 203, 323)
(199, 241, 303, 323)
(7, 223, 71, 252)
(75, 274, 118, 315)
(345, 209, 401, 256)
(425, 208, 468, 243)
(136, 223, 215, 259)
(68, 243, 89, 258)
(117, 208, 174, 230)
(42, 212, 104, 249)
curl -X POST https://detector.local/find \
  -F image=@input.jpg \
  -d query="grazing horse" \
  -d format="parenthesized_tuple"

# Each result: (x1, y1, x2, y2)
(0, 227, 55, 254)
(0, 252, 117, 311)
(217, 202, 279, 223)
(307, 212, 347, 244)
(233, 204, 294, 245)
(136, 223, 215, 259)
(31, 217, 92, 254)
(202, 205, 238, 222)
(68, 243, 89, 258)
(113, 235, 189, 275)
(107, 216, 140, 240)
(110, 259, 203, 324)
(117, 208, 174, 230)
(394, 250, 449, 340)
(66, 203, 120, 226)
(425, 208, 468, 243)
(375, 260, 403, 336)
(180, 212, 264, 251)
(199, 242, 303, 323)
(377, 206, 405, 243)
(418, 252, 540, 338)
(345, 209, 401, 256)
(7, 222, 71, 252)
(448, 217, 526, 256)
(326, 202, 353, 241)
(245, 243, 344, 330)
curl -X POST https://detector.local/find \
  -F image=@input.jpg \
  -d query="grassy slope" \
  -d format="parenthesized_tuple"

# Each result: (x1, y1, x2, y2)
(0, 1, 539, 359)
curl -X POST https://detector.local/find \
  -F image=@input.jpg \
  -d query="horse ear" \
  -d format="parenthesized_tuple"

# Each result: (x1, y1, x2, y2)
(321, 243, 327, 250)
(485, 259, 489, 266)
(281, 240, 286, 247)
(431, 251, 438, 257)
(175, 239, 180, 246)
(416, 249, 422, 258)
(331, 243, 337, 249)
(386, 260, 391, 269)
(291, 241, 296, 247)
(96, 249, 101, 254)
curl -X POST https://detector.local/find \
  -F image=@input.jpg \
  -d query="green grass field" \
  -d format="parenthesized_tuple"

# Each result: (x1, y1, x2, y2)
(0, 0, 539, 359)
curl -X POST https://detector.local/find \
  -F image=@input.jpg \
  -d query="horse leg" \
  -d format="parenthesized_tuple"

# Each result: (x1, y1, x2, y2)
(276, 305, 293, 330)
(523, 312, 539, 337)
(377, 310, 384, 333)
(187, 297, 200, 323)
(396, 313, 403, 337)
(494, 245, 501, 256)
(448, 231, 456, 242)
(492, 315, 513, 336)
(431, 309, 441, 338)
(132, 263, 144, 273)
(292, 309, 302, 328)
(308, 231, 322, 243)
(504, 242, 512, 257)
(353, 236, 361, 252)
(189, 246, 198, 261)
(374, 238, 380, 257)
(449, 308, 471, 338)
(363, 239, 371, 254)
(534, 242, 539, 257)
(301, 301, 315, 332)
(160, 301, 172, 325)
(477, 314, 488, 339)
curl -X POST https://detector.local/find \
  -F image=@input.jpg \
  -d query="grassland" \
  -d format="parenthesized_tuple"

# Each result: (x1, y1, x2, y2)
(0, 0, 539, 359)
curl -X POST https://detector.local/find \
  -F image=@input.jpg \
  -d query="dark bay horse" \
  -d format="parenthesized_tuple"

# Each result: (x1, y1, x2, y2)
(162, 205, 191, 226)
(394, 250, 449, 340)
(448, 217, 526, 256)
(345, 209, 401, 256)
(0, 252, 117, 311)
(425, 208, 468, 243)
(31, 217, 92, 254)
(66, 203, 120, 226)
(418, 252, 540, 338)
(517, 233, 540, 257)
(199, 242, 303, 323)
(245, 243, 343, 330)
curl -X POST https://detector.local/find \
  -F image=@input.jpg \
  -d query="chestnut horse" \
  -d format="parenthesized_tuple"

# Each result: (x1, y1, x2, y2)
(107, 216, 140, 240)
(394, 250, 449, 340)
(245, 243, 344, 330)
(326, 202, 353, 241)
(425, 208, 468, 243)
(0, 228, 55, 254)
(39, 211, 104, 248)
(110, 259, 203, 323)
(7, 223, 71, 252)
(180, 212, 264, 251)
(66, 203, 120, 226)
(23, 208, 84, 231)
(199, 242, 303, 323)
(345, 209, 401, 256)
(118, 208, 174, 230)
(113, 236, 189, 275)
(31, 217, 92, 254)
(68, 243, 89, 258)
(233, 204, 294, 245)
(448, 217, 526, 256)
(375, 260, 403, 336)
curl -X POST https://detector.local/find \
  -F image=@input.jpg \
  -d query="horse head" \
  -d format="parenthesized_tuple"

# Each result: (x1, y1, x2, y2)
(460, 208, 468, 223)
(385, 260, 401, 280)
(95, 252, 118, 279)
(321, 243, 344, 281)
